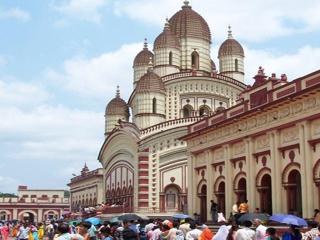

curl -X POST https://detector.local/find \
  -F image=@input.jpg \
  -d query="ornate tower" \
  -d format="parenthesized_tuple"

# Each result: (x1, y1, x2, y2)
(104, 87, 130, 137)
(133, 39, 154, 88)
(218, 26, 245, 82)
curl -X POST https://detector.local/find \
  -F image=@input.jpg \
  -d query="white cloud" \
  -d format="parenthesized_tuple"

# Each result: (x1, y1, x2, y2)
(244, 45, 320, 84)
(0, 8, 31, 22)
(52, 0, 108, 23)
(46, 42, 143, 100)
(0, 56, 7, 66)
(0, 176, 19, 193)
(113, 0, 320, 42)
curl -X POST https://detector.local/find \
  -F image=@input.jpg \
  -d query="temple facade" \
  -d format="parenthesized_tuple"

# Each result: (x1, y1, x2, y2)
(182, 68, 320, 220)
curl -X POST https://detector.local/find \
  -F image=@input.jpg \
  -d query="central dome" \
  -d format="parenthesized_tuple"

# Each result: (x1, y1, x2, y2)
(169, 1, 211, 43)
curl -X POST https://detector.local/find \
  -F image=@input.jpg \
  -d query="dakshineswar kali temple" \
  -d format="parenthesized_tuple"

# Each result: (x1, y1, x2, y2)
(68, 0, 320, 221)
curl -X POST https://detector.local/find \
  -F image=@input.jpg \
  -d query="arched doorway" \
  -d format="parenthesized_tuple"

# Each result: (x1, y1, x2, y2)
(0, 211, 10, 221)
(286, 170, 302, 216)
(237, 178, 247, 203)
(216, 182, 226, 216)
(198, 185, 207, 222)
(199, 105, 211, 117)
(183, 104, 193, 118)
(259, 174, 272, 214)
(20, 212, 35, 223)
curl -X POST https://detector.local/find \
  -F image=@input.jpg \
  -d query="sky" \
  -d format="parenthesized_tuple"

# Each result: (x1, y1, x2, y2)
(0, 0, 320, 193)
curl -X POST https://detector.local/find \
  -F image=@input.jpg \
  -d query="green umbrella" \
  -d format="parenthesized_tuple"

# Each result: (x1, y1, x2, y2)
(68, 220, 81, 225)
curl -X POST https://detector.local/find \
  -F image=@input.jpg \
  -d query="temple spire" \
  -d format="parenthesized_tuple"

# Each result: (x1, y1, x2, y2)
(116, 85, 120, 98)
(228, 25, 233, 39)
(143, 38, 148, 49)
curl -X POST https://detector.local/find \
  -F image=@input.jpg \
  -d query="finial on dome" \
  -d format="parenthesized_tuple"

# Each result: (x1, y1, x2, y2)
(164, 18, 170, 30)
(228, 25, 233, 39)
(116, 85, 120, 98)
(143, 38, 148, 49)
(183, 0, 190, 7)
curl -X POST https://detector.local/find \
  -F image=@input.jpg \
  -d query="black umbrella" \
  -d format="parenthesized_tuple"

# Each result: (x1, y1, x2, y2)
(118, 213, 149, 221)
(238, 213, 270, 223)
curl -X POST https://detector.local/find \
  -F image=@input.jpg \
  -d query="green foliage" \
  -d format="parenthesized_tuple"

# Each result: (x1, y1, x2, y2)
(0, 192, 18, 197)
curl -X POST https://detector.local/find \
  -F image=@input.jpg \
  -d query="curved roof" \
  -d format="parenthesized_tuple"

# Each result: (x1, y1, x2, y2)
(133, 40, 154, 67)
(169, 1, 211, 43)
(136, 69, 165, 93)
(218, 27, 244, 57)
(154, 20, 181, 50)
(105, 88, 130, 116)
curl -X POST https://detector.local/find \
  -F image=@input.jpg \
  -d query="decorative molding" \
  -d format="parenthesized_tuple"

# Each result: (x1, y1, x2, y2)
(308, 138, 320, 152)
(278, 143, 300, 158)
(253, 150, 271, 163)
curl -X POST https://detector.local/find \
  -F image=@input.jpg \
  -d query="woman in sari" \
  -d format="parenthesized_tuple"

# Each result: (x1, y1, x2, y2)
(1, 223, 10, 240)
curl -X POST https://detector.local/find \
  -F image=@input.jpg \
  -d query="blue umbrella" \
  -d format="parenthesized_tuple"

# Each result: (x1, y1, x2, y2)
(269, 214, 307, 226)
(85, 217, 102, 225)
(172, 213, 191, 219)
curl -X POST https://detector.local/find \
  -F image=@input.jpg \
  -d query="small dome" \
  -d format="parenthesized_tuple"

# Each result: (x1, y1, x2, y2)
(169, 1, 211, 43)
(154, 20, 181, 50)
(136, 69, 165, 93)
(218, 26, 244, 57)
(133, 39, 154, 67)
(106, 87, 130, 116)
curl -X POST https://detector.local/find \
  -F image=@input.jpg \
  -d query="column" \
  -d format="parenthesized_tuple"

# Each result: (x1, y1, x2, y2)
(38, 208, 43, 222)
(299, 121, 314, 217)
(245, 137, 256, 210)
(187, 153, 196, 216)
(269, 130, 282, 213)
(206, 150, 213, 221)
(224, 145, 233, 216)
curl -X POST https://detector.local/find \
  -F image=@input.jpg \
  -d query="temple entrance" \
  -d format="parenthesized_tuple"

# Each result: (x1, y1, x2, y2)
(198, 184, 207, 222)
(216, 182, 225, 216)
(259, 174, 272, 214)
(237, 178, 247, 203)
(286, 170, 302, 216)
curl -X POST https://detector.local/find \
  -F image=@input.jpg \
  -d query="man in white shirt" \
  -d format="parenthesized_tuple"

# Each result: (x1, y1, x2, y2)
(235, 220, 255, 240)
(253, 219, 267, 240)
(186, 222, 202, 240)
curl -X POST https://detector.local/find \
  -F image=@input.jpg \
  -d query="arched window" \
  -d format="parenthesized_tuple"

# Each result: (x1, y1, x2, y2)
(169, 52, 173, 65)
(191, 51, 199, 69)
(235, 59, 238, 71)
(183, 104, 193, 118)
(165, 186, 180, 210)
(152, 97, 157, 113)
(199, 105, 211, 116)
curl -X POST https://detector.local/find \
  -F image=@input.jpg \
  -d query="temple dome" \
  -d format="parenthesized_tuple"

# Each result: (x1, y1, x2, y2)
(218, 27, 244, 57)
(105, 87, 130, 116)
(169, 1, 211, 43)
(136, 69, 165, 93)
(154, 20, 181, 50)
(133, 40, 154, 67)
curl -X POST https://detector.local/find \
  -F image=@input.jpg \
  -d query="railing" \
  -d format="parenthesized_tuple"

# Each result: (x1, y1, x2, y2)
(102, 206, 133, 214)
(140, 117, 202, 138)
(161, 70, 247, 88)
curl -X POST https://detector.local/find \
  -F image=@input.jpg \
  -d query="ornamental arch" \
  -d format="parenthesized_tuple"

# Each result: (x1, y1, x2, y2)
(256, 167, 272, 214)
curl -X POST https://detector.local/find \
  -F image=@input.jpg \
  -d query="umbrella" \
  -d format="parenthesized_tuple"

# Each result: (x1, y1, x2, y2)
(109, 217, 120, 223)
(85, 217, 102, 225)
(68, 220, 81, 225)
(238, 213, 270, 223)
(172, 213, 192, 219)
(118, 213, 149, 221)
(269, 214, 307, 226)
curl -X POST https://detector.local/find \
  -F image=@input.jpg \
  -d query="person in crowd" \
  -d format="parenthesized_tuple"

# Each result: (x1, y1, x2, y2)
(314, 210, 320, 225)
(235, 220, 255, 240)
(0, 223, 9, 240)
(88, 223, 97, 240)
(186, 222, 202, 240)
(55, 223, 71, 240)
(129, 220, 140, 240)
(46, 221, 55, 240)
(31, 224, 38, 240)
(144, 220, 155, 237)
(226, 225, 238, 240)
(199, 224, 213, 240)
(75, 222, 91, 240)
(282, 225, 302, 240)
(100, 227, 113, 240)
(302, 221, 319, 240)
(179, 219, 191, 238)
(265, 228, 280, 240)
(149, 225, 161, 240)
(122, 220, 138, 240)
(12, 223, 20, 239)
(212, 223, 230, 240)
(159, 224, 171, 239)
(253, 219, 267, 240)
(211, 200, 218, 223)
(38, 223, 44, 240)
(18, 223, 30, 240)
(238, 200, 249, 216)
(231, 202, 240, 224)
